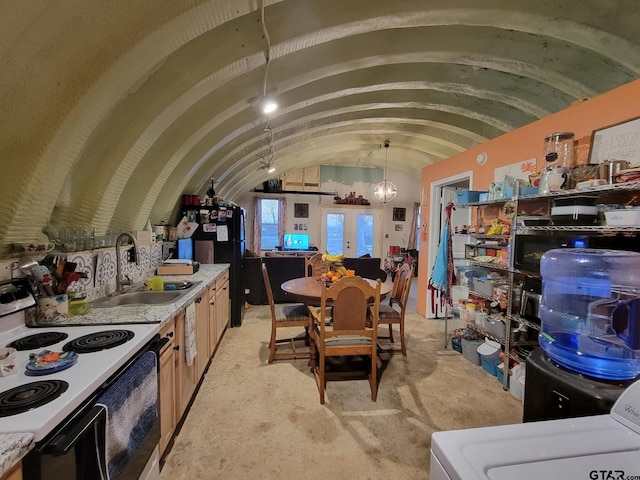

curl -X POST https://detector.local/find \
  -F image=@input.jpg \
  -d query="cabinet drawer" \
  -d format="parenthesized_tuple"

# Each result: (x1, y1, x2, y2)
(159, 319, 176, 353)
(215, 270, 229, 290)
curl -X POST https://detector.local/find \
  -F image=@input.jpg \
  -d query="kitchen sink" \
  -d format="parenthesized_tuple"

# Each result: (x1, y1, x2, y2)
(91, 281, 200, 308)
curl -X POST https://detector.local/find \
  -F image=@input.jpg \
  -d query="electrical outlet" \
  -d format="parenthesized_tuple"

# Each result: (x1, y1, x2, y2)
(385, 234, 389, 238)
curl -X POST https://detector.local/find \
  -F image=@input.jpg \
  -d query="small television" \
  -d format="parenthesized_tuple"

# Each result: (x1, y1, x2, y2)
(283, 232, 309, 251)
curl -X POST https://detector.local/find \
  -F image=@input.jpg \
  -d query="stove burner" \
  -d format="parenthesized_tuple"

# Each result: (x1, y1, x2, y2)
(7, 332, 69, 351)
(0, 380, 68, 417)
(63, 330, 134, 353)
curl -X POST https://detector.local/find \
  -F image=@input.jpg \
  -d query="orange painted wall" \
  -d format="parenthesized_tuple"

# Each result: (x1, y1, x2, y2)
(417, 78, 640, 317)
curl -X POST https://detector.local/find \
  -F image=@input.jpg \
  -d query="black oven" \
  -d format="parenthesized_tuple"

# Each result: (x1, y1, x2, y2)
(514, 233, 640, 274)
(22, 334, 167, 480)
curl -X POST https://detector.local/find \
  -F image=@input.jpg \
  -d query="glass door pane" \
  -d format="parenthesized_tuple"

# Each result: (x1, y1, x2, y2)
(321, 207, 382, 257)
(325, 213, 344, 255)
(355, 214, 373, 257)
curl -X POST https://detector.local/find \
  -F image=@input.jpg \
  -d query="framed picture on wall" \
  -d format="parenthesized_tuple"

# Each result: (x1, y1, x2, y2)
(588, 115, 640, 165)
(294, 203, 309, 218)
(393, 207, 406, 222)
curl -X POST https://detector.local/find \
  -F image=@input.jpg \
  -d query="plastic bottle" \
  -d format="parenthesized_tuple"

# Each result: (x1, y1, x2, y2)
(466, 303, 476, 323)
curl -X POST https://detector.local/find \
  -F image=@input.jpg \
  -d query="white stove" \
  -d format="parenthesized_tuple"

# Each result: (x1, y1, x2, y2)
(0, 313, 159, 442)
(430, 379, 640, 480)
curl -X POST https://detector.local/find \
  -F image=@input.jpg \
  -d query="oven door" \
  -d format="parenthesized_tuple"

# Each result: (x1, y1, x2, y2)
(23, 335, 167, 480)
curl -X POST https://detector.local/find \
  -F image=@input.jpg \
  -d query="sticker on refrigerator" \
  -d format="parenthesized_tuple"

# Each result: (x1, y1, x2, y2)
(203, 223, 216, 233)
(226, 209, 233, 218)
(218, 209, 227, 222)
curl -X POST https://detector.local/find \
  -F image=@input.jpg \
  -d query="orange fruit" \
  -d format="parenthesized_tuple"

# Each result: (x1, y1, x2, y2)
(331, 276, 340, 282)
(326, 271, 335, 278)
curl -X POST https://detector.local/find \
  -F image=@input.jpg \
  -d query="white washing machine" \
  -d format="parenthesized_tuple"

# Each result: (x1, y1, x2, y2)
(430, 379, 640, 480)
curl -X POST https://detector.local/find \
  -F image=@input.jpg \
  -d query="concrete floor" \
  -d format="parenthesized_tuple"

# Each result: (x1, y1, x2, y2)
(160, 280, 523, 479)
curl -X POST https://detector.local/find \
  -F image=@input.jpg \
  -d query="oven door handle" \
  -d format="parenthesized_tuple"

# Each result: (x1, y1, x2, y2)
(46, 405, 106, 455)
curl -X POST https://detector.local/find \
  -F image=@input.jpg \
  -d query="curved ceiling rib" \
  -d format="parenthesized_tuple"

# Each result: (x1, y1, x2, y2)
(0, 0, 638, 248)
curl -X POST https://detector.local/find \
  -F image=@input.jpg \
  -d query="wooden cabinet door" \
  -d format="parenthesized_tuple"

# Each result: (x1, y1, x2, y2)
(175, 309, 196, 418)
(216, 279, 230, 344)
(195, 292, 210, 378)
(208, 283, 217, 357)
(158, 319, 176, 457)
(1, 462, 22, 480)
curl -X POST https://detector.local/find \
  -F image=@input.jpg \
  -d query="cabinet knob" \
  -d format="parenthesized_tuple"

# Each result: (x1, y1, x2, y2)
(165, 331, 174, 338)
(174, 345, 180, 351)
(195, 297, 202, 303)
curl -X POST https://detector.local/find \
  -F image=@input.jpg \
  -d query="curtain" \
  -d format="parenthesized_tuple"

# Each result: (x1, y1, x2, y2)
(251, 196, 261, 252)
(407, 202, 420, 250)
(251, 196, 287, 251)
(277, 196, 286, 246)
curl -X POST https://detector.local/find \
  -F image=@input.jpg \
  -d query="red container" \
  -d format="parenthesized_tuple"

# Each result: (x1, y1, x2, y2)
(389, 246, 400, 254)
(191, 195, 200, 206)
(182, 194, 192, 205)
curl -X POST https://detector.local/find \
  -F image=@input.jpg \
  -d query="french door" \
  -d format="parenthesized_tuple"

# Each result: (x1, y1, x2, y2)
(320, 207, 383, 257)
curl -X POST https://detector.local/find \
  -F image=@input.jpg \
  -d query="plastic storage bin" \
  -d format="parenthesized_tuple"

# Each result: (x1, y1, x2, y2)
(478, 339, 501, 376)
(461, 338, 483, 365)
(456, 190, 488, 204)
(451, 337, 462, 353)
(481, 356, 498, 376)
(539, 248, 640, 380)
(496, 363, 510, 388)
(484, 317, 506, 339)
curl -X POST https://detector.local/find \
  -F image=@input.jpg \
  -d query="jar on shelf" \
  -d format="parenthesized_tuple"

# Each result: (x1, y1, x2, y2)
(543, 132, 575, 169)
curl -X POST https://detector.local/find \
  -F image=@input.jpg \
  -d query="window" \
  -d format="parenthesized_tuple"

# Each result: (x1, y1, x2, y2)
(260, 198, 280, 250)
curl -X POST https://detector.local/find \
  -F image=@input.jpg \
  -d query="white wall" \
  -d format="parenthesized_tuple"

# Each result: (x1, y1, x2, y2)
(237, 167, 420, 254)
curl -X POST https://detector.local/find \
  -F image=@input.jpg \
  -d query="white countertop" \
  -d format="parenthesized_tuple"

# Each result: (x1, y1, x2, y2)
(0, 263, 229, 477)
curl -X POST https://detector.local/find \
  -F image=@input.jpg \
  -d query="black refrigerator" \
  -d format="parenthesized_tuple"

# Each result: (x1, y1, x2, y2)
(192, 203, 246, 328)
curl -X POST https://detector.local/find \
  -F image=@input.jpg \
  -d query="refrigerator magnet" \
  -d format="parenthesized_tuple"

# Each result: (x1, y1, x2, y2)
(218, 208, 227, 222)
(226, 209, 233, 218)
(203, 223, 216, 233)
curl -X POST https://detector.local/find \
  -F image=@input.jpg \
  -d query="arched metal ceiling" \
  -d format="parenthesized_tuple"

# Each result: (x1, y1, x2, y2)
(0, 0, 639, 249)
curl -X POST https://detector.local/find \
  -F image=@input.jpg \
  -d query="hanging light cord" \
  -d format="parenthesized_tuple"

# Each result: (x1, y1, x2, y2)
(261, 0, 271, 99)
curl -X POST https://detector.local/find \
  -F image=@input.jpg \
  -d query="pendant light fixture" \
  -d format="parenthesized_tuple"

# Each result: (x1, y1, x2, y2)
(373, 139, 397, 203)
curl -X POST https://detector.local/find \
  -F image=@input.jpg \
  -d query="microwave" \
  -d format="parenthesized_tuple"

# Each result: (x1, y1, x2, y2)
(513, 233, 640, 274)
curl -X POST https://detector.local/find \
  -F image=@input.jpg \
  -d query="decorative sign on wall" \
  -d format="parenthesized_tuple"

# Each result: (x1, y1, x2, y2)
(493, 158, 537, 182)
(589, 116, 640, 165)
(294, 203, 309, 218)
(393, 207, 406, 222)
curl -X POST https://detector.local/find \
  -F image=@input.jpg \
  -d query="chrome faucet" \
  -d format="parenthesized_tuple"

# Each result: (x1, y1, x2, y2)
(115, 232, 140, 293)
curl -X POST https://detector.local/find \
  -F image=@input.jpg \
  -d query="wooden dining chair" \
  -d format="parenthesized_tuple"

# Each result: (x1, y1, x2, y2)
(305, 252, 326, 278)
(307, 276, 381, 404)
(261, 264, 311, 363)
(378, 263, 414, 356)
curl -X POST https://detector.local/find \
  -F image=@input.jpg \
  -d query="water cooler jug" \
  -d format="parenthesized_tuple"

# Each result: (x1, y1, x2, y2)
(539, 248, 640, 380)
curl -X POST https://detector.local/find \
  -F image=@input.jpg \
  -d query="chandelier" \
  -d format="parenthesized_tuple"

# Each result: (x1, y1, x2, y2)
(373, 139, 397, 203)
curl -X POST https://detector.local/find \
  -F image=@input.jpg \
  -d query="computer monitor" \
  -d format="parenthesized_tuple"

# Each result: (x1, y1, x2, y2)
(283, 233, 309, 251)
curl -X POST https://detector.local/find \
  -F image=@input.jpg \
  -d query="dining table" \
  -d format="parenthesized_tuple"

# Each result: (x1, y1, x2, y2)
(281, 276, 392, 306)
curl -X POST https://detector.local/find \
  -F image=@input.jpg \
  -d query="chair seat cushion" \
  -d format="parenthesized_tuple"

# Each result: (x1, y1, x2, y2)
(325, 335, 372, 346)
(276, 304, 310, 322)
(378, 304, 401, 320)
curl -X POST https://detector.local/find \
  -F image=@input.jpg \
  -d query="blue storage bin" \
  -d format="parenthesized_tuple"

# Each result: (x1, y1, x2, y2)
(503, 186, 539, 198)
(456, 190, 487, 204)
(481, 357, 498, 376)
(496, 363, 510, 387)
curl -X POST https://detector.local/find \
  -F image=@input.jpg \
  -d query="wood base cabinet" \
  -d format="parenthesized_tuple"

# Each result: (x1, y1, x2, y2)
(1, 463, 22, 480)
(158, 319, 176, 457)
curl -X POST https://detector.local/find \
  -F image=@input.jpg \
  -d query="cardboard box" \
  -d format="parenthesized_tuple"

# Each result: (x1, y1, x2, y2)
(156, 263, 200, 275)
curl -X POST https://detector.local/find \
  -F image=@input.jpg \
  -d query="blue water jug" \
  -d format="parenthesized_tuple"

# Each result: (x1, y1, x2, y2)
(539, 248, 640, 380)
